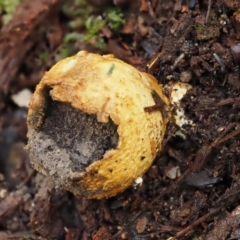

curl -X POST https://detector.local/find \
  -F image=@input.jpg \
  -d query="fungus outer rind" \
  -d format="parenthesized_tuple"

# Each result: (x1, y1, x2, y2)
(27, 50, 169, 199)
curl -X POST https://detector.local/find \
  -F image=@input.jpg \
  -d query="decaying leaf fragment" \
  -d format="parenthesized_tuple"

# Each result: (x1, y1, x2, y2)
(26, 50, 170, 199)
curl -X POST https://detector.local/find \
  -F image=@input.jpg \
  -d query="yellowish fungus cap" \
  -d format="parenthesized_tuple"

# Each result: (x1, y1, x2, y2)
(26, 51, 169, 199)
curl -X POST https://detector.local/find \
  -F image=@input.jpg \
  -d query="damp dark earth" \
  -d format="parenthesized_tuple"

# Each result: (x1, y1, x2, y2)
(1, 0, 240, 239)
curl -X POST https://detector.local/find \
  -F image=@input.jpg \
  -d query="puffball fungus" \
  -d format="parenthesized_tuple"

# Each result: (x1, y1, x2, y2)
(26, 51, 170, 199)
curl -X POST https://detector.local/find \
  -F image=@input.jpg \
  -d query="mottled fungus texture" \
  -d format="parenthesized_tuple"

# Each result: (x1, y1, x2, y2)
(27, 96, 119, 186)
(26, 51, 169, 198)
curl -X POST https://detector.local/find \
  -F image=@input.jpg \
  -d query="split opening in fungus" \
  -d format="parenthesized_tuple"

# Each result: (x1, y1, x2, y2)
(29, 88, 119, 173)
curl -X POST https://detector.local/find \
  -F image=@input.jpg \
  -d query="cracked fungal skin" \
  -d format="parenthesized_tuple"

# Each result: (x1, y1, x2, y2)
(26, 51, 169, 199)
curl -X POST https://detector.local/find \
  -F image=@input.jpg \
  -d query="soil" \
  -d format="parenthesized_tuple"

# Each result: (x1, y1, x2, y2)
(27, 99, 119, 186)
(1, 0, 240, 239)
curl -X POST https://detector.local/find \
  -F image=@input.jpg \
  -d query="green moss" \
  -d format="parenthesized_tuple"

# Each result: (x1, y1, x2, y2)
(62, 0, 92, 28)
(95, 38, 107, 49)
(195, 24, 204, 32)
(83, 16, 106, 42)
(23, 235, 32, 240)
(63, 32, 84, 44)
(57, 46, 74, 60)
(38, 52, 49, 63)
(195, 10, 220, 40)
(0, 0, 23, 24)
(106, 7, 126, 31)
(61, 0, 125, 50)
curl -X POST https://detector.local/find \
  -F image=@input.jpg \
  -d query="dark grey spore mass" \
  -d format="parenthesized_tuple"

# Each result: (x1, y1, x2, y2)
(28, 98, 119, 175)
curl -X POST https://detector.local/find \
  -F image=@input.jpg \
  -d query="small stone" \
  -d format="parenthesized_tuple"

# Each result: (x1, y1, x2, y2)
(180, 71, 192, 82)
(136, 216, 148, 233)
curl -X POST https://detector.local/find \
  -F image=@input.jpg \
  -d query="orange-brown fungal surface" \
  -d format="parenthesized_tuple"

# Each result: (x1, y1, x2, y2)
(26, 51, 169, 199)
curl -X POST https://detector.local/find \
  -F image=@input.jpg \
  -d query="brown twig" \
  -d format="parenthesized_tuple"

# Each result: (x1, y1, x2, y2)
(216, 125, 240, 145)
(175, 208, 220, 238)
(0, 0, 60, 109)
(144, 104, 164, 112)
(191, 123, 236, 172)
(205, 0, 212, 24)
